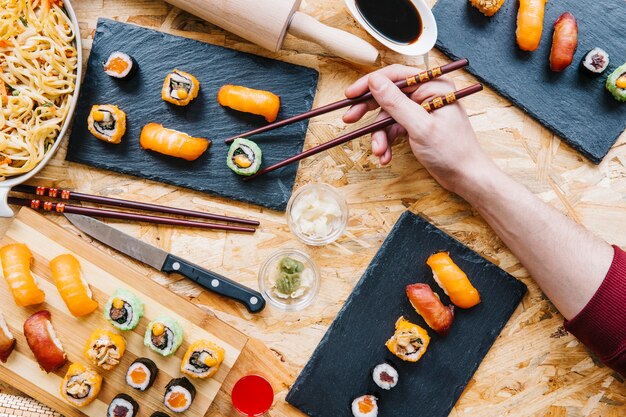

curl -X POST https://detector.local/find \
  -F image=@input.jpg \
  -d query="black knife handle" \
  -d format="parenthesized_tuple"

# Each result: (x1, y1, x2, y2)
(162, 254, 265, 313)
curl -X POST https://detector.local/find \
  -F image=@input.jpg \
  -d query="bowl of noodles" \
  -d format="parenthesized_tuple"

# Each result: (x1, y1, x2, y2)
(0, 0, 81, 217)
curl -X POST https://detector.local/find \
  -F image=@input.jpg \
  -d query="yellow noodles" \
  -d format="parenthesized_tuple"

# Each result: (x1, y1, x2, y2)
(0, 0, 77, 179)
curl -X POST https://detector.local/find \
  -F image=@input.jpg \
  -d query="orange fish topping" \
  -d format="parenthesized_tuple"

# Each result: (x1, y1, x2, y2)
(105, 57, 129, 74)
(167, 392, 187, 408)
(358, 396, 375, 413)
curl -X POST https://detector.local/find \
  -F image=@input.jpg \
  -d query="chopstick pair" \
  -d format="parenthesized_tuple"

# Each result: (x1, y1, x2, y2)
(10, 185, 259, 233)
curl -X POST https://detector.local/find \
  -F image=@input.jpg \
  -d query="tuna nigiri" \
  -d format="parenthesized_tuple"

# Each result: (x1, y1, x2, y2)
(140, 123, 210, 161)
(427, 252, 480, 309)
(0, 243, 45, 306)
(24, 310, 67, 373)
(50, 254, 98, 317)
(217, 85, 280, 123)
(406, 283, 454, 335)
(0, 312, 16, 363)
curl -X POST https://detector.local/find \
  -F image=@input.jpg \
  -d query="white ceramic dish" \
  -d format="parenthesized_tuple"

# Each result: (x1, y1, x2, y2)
(343, 0, 437, 56)
(0, 0, 82, 217)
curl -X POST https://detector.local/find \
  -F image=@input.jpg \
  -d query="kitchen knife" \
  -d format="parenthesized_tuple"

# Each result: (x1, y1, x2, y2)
(64, 213, 265, 313)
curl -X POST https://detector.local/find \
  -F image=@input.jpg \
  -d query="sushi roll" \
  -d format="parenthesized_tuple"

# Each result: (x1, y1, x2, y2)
(103, 52, 137, 79)
(50, 254, 98, 317)
(24, 311, 67, 373)
(351, 395, 378, 417)
(0, 312, 16, 363)
(227, 138, 262, 176)
(372, 363, 398, 390)
(606, 63, 626, 103)
(162, 69, 200, 106)
(87, 104, 126, 144)
(164, 377, 196, 413)
(581, 48, 609, 75)
(217, 85, 280, 122)
(107, 394, 139, 417)
(181, 340, 225, 379)
(468, 0, 505, 17)
(151, 413, 170, 417)
(84, 328, 126, 370)
(60, 363, 103, 407)
(104, 288, 144, 331)
(144, 315, 183, 356)
(140, 123, 210, 161)
(385, 316, 430, 363)
(426, 252, 481, 309)
(126, 357, 158, 391)
(0, 243, 45, 306)
(406, 283, 454, 336)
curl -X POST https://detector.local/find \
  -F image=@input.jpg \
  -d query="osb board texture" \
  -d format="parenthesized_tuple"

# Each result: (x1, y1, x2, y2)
(1, 0, 624, 416)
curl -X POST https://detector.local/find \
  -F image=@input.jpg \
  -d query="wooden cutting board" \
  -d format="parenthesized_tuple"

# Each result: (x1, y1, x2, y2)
(0, 208, 248, 417)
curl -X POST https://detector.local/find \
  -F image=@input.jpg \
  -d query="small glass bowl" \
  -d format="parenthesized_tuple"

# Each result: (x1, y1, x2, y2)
(286, 183, 349, 246)
(258, 249, 320, 311)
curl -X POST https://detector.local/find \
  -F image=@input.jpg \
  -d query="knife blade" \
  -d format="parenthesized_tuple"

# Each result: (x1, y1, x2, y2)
(64, 213, 265, 313)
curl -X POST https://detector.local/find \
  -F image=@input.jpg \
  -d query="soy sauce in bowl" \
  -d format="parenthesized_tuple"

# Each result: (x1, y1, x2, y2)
(355, 0, 423, 45)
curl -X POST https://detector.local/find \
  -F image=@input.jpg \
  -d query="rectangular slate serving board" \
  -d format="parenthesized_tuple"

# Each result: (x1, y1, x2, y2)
(286, 211, 527, 417)
(67, 19, 319, 211)
(432, 0, 625, 164)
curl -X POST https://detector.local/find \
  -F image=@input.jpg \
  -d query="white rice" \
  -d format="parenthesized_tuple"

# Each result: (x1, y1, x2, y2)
(0, 313, 13, 340)
(432, 271, 449, 296)
(372, 363, 398, 390)
(351, 395, 378, 417)
(45, 320, 64, 353)
(164, 386, 192, 413)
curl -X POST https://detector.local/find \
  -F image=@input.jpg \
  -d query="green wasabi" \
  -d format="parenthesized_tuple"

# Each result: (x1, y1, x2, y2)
(226, 138, 262, 176)
(275, 256, 305, 296)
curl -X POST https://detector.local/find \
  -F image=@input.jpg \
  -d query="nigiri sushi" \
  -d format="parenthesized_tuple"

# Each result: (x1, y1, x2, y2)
(0, 312, 16, 363)
(217, 85, 280, 123)
(181, 340, 225, 379)
(385, 316, 430, 363)
(406, 283, 454, 335)
(24, 310, 67, 373)
(549, 12, 578, 72)
(60, 362, 103, 407)
(0, 243, 45, 306)
(162, 70, 200, 106)
(426, 252, 481, 309)
(84, 329, 126, 370)
(140, 123, 210, 161)
(516, 0, 546, 51)
(50, 254, 98, 317)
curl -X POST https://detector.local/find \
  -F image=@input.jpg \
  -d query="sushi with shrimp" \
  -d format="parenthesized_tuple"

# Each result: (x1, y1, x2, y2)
(107, 394, 139, 417)
(406, 283, 454, 335)
(351, 395, 378, 417)
(227, 138, 262, 176)
(162, 69, 200, 106)
(50, 254, 98, 317)
(87, 104, 126, 144)
(606, 62, 626, 102)
(426, 252, 481, 309)
(84, 329, 126, 370)
(0, 312, 16, 363)
(104, 288, 144, 331)
(126, 357, 158, 391)
(0, 243, 45, 306)
(372, 363, 398, 390)
(164, 377, 196, 413)
(217, 85, 280, 123)
(24, 310, 67, 373)
(181, 340, 225, 379)
(60, 363, 103, 407)
(144, 315, 183, 356)
(103, 52, 137, 79)
(385, 316, 430, 363)
(581, 48, 609, 76)
(140, 123, 210, 161)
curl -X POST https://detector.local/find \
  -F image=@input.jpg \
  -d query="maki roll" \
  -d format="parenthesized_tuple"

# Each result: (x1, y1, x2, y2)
(87, 104, 126, 144)
(164, 377, 196, 413)
(227, 138, 262, 176)
(126, 357, 158, 391)
(151, 413, 170, 417)
(0, 312, 16, 363)
(60, 363, 103, 407)
(162, 69, 200, 106)
(144, 315, 183, 356)
(103, 52, 137, 79)
(606, 62, 626, 103)
(84, 329, 126, 370)
(581, 48, 609, 75)
(107, 394, 139, 417)
(385, 316, 430, 363)
(104, 288, 144, 331)
(351, 395, 378, 417)
(372, 363, 398, 390)
(50, 254, 98, 317)
(181, 340, 225, 379)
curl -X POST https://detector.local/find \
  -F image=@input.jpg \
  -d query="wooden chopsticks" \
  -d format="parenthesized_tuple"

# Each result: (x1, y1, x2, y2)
(244, 83, 483, 181)
(224, 58, 469, 143)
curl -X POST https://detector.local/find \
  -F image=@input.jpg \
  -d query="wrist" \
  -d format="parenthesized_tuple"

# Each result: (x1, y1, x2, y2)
(449, 156, 507, 206)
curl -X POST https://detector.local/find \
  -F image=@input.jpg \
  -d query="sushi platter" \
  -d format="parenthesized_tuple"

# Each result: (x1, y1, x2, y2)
(0, 208, 248, 417)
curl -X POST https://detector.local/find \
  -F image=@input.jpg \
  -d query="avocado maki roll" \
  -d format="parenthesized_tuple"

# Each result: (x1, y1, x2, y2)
(227, 138, 262, 176)
(144, 315, 183, 356)
(606, 62, 626, 102)
(104, 288, 144, 331)
(87, 104, 126, 144)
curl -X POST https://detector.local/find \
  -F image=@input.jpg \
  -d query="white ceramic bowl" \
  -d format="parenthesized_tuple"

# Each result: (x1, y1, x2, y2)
(344, 0, 437, 56)
(0, 0, 83, 217)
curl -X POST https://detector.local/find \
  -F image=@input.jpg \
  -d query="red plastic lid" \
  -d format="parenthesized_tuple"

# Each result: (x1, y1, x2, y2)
(231, 374, 274, 416)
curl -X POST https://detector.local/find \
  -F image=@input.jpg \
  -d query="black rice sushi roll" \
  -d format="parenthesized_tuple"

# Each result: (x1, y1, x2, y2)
(581, 48, 610, 76)
(164, 377, 196, 413)
(126, 357, 158, 391)
(107, 393, 139, 417)
(103, 51, 137, 79)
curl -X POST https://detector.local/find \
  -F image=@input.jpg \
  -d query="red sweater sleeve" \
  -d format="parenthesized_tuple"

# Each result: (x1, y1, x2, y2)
(564, 245, 626, 377)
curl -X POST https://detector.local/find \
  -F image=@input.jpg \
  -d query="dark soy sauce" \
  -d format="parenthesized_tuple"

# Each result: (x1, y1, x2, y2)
(355, 0, 423, 45)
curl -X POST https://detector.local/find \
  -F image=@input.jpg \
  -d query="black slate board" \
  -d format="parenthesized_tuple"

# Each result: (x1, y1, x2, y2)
(287, 211, 527, 417)
(432, 0, 625, 164)
(67, 19, 319, 211)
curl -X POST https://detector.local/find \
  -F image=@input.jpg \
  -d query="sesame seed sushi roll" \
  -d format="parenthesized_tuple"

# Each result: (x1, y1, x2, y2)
(372, 363, 398, 390)
(351, 395, 378, 417)
(87, 104, 126, 144)
(227, 138, 262, 176)
(385, 316, 430, 363)
(217, 85, 280, 122)
(84, 329, 126, 370)
(162, 69, 200, 106)
(581, 48, 609, 76)
(0, 243, 45, 306)
(60, 362, 102, 407)
(426, 252, 481, 309)
(0, 312, 16, 363)
(181, 340, 225, 379)
(126, 357, 158, 391)
(164, 377, 196, 413)
(606, 62, 626, 102)
(140, 123, 210, 161)
(50, 254, 98, 317)
(103, 52, 137, 79)
(144, 315, 183, 356)
(104, 288, 144, 331)
(107, 394, 139, 417)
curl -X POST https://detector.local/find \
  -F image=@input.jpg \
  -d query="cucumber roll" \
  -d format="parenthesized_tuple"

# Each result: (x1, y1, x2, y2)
(606, 62, 626, 102)
(144, 315, 183, 356)
(104, 288, 144, 331)
(87, 104, 126, 144)
(227, 138, 262, 176)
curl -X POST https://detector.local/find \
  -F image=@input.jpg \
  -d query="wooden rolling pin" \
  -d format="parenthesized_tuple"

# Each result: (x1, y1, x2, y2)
(165, 0, 379, 65)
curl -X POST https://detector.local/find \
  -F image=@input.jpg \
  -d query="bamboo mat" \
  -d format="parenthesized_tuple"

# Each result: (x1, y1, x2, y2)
(0, 394, 61, 417)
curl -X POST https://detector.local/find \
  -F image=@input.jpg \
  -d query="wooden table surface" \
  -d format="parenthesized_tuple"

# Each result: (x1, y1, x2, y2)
(1, 0, 625, 416)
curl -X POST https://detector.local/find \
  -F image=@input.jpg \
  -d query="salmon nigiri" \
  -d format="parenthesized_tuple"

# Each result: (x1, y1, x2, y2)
(217, 85, 280, 123)
(426, 252, 480, 309)
(50, 254, 98, 317)
(140, 123, 210, 161)
(0, 243, 45, 306)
